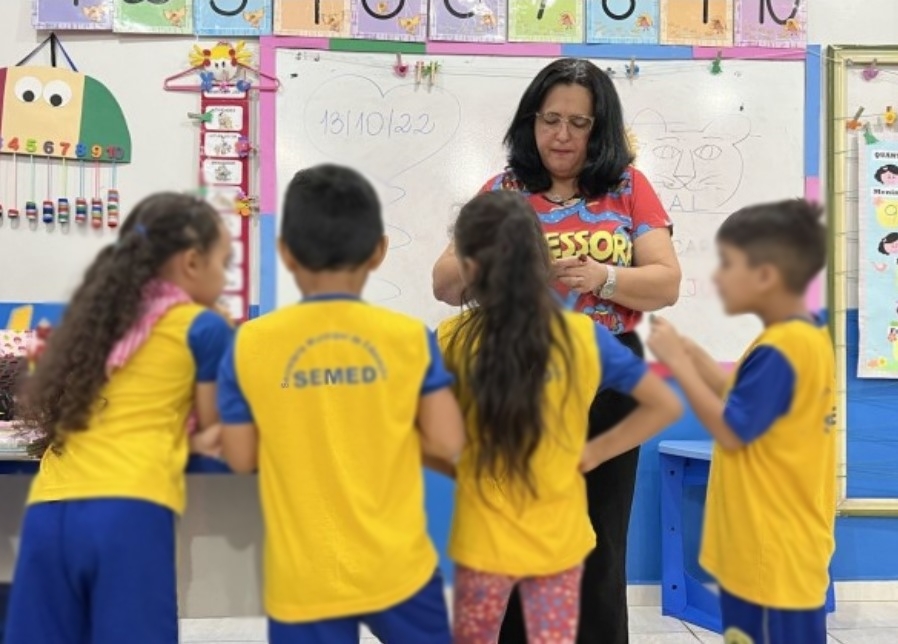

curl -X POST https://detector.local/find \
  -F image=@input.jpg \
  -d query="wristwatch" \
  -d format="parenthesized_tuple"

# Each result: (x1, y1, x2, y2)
(597, 265, 617, 299)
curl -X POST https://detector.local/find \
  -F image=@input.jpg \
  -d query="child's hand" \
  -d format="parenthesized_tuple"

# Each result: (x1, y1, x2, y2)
(647, 315, 688, 365)
(579, 438, 606, 474)
(190, 423, 223, 459)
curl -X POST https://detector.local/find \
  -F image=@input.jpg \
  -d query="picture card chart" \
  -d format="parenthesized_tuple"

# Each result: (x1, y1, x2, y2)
(429, 0, 506, 43)
(351, 0, 428, 41)
(275, 0, 350, 36)
(508, 0, 584, 42)
(113, 0, 193, 34)
(858, 136, 898, 379)
(194, 0, 273, 36)
(587, 0, 661, 44)
(660, 0, 734, 46)
(200, 90, 250, 322)
(33, 0, 114, 30)
(734, 0, 806, 47)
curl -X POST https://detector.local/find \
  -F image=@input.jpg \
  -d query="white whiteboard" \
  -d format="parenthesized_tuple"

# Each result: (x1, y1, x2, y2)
(274, 51, 806, 361)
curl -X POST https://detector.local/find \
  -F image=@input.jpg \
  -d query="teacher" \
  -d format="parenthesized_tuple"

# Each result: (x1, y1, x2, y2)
(432, 58, 681, 644)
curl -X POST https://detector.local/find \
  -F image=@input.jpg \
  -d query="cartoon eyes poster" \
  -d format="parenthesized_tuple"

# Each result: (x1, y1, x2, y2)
(113, 0, 193, 34)
(33, 0, 114, 30)
(351, 0, 428, 41)
(194, 0, 273, 36)
(858, 136, 898, 379)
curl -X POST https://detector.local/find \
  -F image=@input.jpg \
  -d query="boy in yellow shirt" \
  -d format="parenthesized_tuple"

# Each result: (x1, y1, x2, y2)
(218, 164, 465, 644)
(648, 200, 836, 644)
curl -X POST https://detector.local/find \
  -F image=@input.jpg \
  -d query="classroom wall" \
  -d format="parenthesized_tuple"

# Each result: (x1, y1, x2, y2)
(1, 0, 898, 619)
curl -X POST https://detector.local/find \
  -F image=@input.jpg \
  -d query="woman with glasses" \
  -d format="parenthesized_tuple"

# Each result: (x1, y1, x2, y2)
(432, 58, 681, 644)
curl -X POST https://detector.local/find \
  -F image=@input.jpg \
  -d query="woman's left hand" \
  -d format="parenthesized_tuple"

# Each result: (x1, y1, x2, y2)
(554, 256, 609, 294)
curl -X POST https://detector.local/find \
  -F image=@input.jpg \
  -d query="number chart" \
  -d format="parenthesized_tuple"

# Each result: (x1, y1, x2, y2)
(0, 55, 131, 230)
(0, 66, 132, 164)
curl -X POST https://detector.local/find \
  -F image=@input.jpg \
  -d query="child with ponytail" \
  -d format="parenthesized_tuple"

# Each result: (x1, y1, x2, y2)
(5, 193, 234, 644)
(437, 191, 682, 644)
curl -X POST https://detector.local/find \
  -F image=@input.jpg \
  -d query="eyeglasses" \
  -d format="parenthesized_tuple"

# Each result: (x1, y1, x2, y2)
(535, 112, 595, 133)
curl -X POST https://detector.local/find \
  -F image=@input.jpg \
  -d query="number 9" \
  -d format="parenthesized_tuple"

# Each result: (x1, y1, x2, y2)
(25, 138, 37, 154)
(43, 141, 54, 155)
(91, 144, 102, 159)
(75, 143, 87, 158)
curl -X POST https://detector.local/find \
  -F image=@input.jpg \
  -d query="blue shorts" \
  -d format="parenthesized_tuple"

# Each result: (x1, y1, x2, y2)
(4, 499, 178, 644)
(721, 587, 826, 644)
(269, 571, 451, 644)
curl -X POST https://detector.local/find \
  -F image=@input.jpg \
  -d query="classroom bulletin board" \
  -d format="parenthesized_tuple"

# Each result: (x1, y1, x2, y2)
(827, 46, 898, 517)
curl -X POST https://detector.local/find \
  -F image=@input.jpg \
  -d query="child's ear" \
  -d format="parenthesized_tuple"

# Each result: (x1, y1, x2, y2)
(460, 257, 478, 284)
(368, 235, 388, 271)
(277, 238, 300, 272)
(756, 263, 780, 290)
(182, 248, 203, 276)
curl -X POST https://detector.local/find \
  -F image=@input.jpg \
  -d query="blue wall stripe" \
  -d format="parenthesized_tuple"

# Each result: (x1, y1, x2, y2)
(560, 43, 694, 60)
(259, 214, 277, 314)
(804, 44, 822, 178)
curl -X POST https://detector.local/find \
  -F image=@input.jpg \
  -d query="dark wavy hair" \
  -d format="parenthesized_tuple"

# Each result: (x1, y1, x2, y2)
(446, 191, 574, 497)
(504, 58, 634, 197)
(18, 193, 222, 455)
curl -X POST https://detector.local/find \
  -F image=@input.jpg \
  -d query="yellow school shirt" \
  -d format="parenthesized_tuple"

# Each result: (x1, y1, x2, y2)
(28, 304, 233, 515)
(438, 310, 647, 577)
(700, 318, 836, 609)
(217, 294, 452, 623)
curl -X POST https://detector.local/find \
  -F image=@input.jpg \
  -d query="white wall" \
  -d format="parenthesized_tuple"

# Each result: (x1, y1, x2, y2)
(1, 0, 897, 619)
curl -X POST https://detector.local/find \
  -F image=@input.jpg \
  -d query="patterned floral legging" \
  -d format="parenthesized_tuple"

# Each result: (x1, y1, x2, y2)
(453, 564, 584, 644)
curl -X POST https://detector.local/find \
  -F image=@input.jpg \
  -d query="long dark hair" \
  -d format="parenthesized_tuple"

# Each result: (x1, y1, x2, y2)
(19, 193, 222, 455)
(504, 58, 634, 198)
(446, 191, 573, 497)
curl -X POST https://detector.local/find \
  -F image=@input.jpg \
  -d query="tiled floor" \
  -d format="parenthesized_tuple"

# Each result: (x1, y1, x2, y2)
(180, 601, 898, 643)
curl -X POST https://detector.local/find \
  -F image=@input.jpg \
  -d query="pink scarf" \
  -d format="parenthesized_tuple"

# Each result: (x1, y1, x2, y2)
(106, 279, 198, 433)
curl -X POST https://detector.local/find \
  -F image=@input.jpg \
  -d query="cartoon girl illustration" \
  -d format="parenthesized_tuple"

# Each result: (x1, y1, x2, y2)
(874, 164, 898, 186)
(873, 232, 898, 272)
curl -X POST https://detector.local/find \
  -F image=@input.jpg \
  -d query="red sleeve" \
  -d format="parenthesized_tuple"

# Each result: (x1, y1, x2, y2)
(629, 168, 672, 238)
(479, 172, 517, 194)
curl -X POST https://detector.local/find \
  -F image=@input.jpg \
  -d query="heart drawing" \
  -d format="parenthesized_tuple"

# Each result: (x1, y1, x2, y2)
(302, 73, 462, 188)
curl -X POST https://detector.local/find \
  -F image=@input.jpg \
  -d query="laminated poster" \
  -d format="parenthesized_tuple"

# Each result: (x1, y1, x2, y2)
(508, 0, 584, 43)
(660, 0, 733, 46)
(114, 0, 193, 35)
(32, 0, 114, 31)
(274, 0, 350, 36)
(734, 0, 806, 47)
(351, 0, 428, 42)
(858, 136, 898, 379)
(195, 0, 273, 36)
(586, 0, 660, 44)
(429, 0, 506, 43)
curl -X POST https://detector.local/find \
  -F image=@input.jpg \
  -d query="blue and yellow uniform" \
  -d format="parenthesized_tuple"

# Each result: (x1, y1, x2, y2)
(438, 310, 647, 577)
(701, 318, 836, 643)
(217, 294, 454, 643)
(5, 304, 232, 644)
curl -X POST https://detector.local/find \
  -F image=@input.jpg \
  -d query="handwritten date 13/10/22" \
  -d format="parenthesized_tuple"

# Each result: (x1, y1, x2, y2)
(318, 109, 436, 138)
